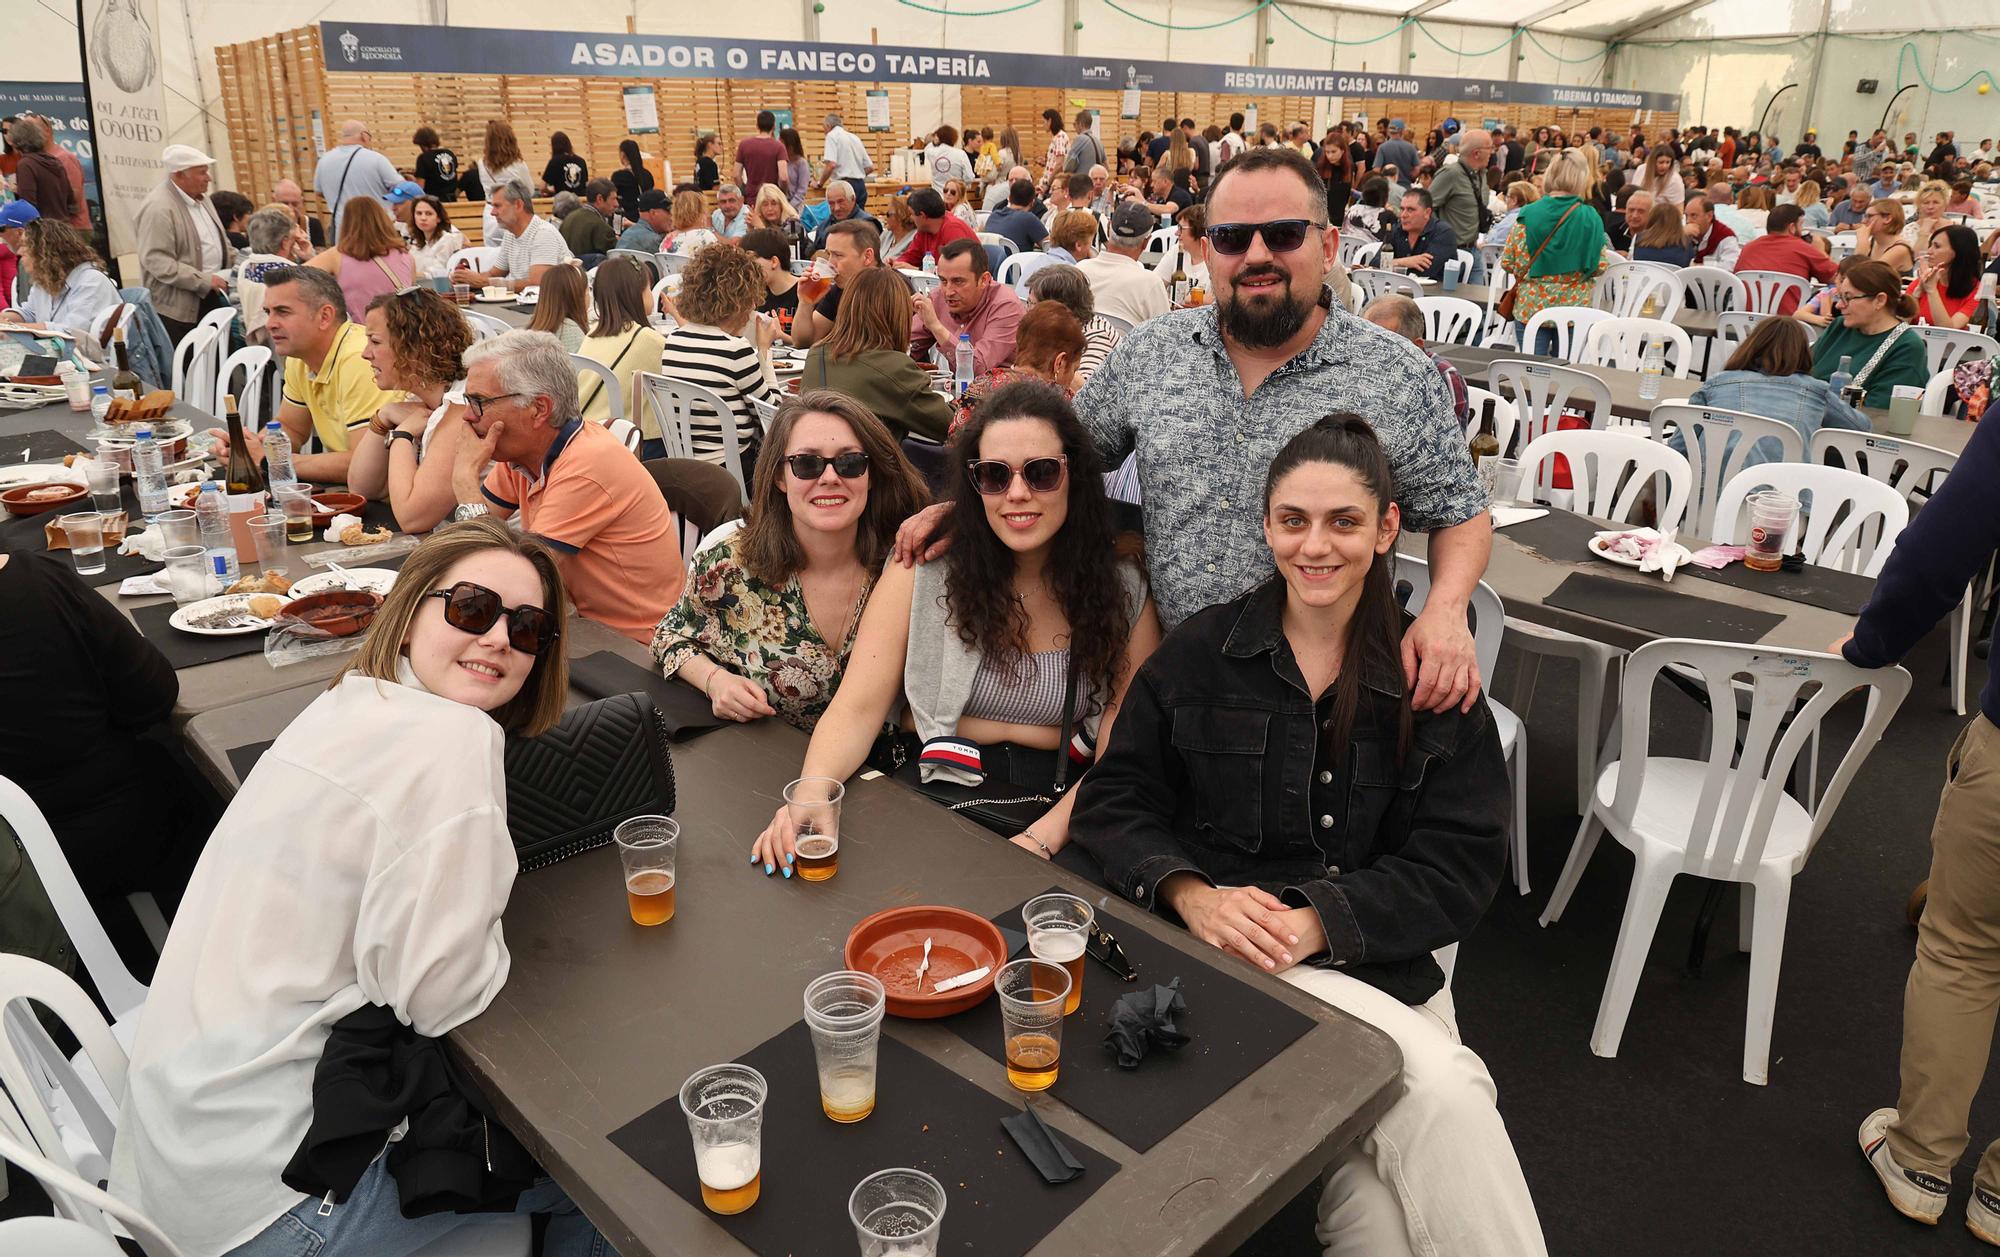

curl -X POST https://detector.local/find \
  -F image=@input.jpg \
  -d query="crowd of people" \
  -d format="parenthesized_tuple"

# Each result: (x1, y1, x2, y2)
(8, 93, 2000, 1257)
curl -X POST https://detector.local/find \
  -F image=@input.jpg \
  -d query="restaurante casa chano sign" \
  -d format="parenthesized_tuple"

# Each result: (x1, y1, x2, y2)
(318, 22, 1679, 113)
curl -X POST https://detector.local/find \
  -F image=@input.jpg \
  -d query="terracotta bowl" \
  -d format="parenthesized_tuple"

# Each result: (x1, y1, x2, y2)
(844, 905, 1006, 1019)
(1, 482, 88, 516)
(275, 589, 383, 637)
(306, 491, 368, 527)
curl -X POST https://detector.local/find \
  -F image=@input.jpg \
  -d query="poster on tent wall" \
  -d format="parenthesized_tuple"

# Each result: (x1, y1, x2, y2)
(81, 0, 171, 258)
(0, 82, 103, 231)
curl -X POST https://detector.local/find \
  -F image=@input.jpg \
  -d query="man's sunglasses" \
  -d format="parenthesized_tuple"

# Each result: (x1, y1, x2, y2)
(425, 581, 560, 656)
(785, 451, 870, 481)
(1204, 218, 1321, 256)
(967, 456, 1067, 495)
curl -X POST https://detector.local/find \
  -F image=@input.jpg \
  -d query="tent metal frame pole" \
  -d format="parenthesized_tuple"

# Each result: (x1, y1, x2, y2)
(1798, 0, 1835, 134)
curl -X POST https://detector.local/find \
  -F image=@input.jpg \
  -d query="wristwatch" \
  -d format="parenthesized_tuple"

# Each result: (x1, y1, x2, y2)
(453, 502, 490, 522)
(386, 430, 418, 451)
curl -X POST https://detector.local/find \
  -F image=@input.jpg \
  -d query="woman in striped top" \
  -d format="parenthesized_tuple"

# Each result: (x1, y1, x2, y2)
(657, 243, 782, 474)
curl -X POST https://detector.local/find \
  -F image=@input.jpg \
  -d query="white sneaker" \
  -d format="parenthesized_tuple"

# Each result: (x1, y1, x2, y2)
(1969, 1183, 2000, 1246)
(1859, 1107, 1948, 1225)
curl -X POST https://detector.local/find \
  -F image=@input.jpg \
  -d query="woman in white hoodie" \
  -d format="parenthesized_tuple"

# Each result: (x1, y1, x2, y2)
(112, 519, 613, 1257)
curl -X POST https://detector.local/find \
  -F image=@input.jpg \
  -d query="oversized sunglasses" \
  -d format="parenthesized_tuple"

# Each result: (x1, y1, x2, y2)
(967, 456, 1067, 495)
(785, 451, 870, 480)
(1204, 218, 1320, 256)
(425, 581, 560, 656)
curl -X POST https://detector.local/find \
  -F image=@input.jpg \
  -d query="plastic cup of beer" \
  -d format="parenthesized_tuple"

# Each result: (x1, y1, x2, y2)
(678, 1063, 766, 1215)
(849, 1167, 946, 1257)
(273, 484, 315, 542)
(1743, 491, 1798, 573)
(1023, 893, 1093, 1016)
(59, 512, 107, 575)
(785, 776, 844, 882)
(614, 815, 678, 925)
(804, 970, 886, 1123)
(995, 958, 1069, 1093)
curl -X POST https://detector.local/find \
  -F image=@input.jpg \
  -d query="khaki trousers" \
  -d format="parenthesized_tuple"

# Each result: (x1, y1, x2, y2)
(1889, 714, 2000, 1181)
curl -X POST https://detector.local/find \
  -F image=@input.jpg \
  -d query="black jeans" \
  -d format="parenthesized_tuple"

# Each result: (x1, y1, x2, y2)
(845, 177, 869, 210)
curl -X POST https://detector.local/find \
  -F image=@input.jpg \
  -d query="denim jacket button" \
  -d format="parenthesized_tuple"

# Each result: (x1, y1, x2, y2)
(1317, 770, 1332, 784)
(1318, 814, 1334, 829)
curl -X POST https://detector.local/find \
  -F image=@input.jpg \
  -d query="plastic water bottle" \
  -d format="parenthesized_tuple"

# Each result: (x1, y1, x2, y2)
(132, 427, 170, 519)
(263, 422, 296, 491)
(88, 384, 111, 425)
(954, 332, 975, 397)
(195, 481, 239, 589)
(922, 253, 936, 275)
(1638, 339, 1664, 400)
(1828, 354, 1854, 399)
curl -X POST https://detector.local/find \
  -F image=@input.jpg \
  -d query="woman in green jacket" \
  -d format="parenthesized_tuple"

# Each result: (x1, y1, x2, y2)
(1498, 148, 1607, 354)
(802, 267, 954, 444)
(1809, 259, 1933, 409)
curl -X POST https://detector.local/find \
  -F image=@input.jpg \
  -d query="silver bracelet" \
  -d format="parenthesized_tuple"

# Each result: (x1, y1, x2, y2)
(1021, 829, 1053, 858)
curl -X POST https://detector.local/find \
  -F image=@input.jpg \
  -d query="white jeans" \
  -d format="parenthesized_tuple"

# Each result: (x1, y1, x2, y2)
(1284, 966, 1549, 1257)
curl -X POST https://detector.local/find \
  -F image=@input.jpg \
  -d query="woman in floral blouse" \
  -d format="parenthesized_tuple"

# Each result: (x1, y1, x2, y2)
(1499, 147, 1608, 354)
(652, 391, 931, 730)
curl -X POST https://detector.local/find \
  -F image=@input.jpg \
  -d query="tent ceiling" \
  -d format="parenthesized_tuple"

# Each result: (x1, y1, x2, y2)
(1279, 0, 1720, 38)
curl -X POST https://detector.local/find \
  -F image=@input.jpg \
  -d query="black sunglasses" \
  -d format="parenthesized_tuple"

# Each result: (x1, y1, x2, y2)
(967, 456, 1067, 496)
(425, 581, 560, 656)
(784, 451, 870, 481)
(1204, 218, 1320, 256)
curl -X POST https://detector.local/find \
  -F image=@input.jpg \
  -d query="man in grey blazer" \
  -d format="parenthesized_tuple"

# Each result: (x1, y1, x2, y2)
(134, 143, 230, 345)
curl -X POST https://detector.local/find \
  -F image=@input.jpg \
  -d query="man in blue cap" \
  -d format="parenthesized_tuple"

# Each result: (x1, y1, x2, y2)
(382, 180, 423, 237)
(0, 200, 40, 311)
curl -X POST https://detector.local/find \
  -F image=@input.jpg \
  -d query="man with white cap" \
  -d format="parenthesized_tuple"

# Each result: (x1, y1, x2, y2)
(135, 143, 230, 345)
(311, 119, 401, 243)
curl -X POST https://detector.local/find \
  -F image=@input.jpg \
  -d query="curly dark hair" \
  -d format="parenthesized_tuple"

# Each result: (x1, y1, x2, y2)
(365, 286, 472, 388)
(943, 380, 1131, 710)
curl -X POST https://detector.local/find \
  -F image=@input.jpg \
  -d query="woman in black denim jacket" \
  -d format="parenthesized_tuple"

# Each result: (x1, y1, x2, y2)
(1071, 415, 1546, 1257)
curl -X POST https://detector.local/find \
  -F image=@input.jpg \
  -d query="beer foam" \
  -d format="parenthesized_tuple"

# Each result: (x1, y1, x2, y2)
(1029, 922, 1086, 962)
(694, 1141, 759, 1190)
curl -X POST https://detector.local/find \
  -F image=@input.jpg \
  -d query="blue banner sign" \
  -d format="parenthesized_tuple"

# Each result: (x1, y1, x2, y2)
(319, 22, 1680, 113)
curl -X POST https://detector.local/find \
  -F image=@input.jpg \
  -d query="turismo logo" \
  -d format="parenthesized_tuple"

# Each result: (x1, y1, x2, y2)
(1079, 64, 1112, 81)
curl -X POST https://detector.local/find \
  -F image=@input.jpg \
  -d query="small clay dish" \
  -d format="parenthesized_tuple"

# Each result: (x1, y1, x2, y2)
(1, 482, 88, 516)
(275, 589, 383, 637)
(844, 905, 1007, 1019)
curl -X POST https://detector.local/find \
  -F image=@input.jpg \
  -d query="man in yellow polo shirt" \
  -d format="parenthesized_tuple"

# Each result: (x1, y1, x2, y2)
(260, 265, 392, 484)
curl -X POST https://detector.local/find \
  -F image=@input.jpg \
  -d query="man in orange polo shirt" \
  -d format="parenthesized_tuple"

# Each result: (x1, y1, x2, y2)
(450, 330, 682, 642)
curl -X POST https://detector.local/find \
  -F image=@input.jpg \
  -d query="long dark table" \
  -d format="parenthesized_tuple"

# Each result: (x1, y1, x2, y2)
(182, 635, 1403, 1257)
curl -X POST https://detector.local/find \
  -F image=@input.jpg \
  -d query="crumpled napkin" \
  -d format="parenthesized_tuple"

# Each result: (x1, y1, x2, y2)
(325, 512, 362, 542)
(118, 524, 171, 561)
(1689, 544, 1745, 570)
(1638, 528, 1683, 582)
(1103, 977, 1190, 1070)
(118, 571, 171, 596)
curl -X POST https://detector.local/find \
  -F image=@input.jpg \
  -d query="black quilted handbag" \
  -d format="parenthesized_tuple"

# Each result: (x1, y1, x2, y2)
(503, 693, 676, 871)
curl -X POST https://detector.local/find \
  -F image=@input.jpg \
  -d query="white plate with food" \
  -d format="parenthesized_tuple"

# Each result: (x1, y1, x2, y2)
(290, 567, 399, 597)
(1589, 529, 1693, 570)
(0, 463, 75, 489)
(169, 592, 292, 636)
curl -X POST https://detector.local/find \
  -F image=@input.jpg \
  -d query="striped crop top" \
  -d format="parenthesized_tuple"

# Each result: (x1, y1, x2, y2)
(961, 648, 1087, 727)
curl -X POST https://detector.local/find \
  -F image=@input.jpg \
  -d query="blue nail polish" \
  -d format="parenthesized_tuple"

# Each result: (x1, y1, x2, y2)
(782, 866, 792, 879)
(764, 862, 774, 875)
(749, 852, 758, 864)
(784, 852, 794, 864)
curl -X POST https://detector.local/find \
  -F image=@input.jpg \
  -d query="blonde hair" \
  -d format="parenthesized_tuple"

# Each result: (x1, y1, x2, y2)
(1506, 181, 1540, 209)
(338, 519, 569, 736)
(1544, 149, 1594, 198)
(1795, 180, 1822, 209)
(671, 189, 707, 232)
(755, 183, 800, 224)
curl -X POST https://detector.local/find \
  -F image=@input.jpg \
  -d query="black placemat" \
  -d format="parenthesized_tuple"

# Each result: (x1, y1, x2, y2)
(228, 740, 273, 783)
(129, 601, 272, 668)
(608, 1020, 1121, 1257)
(1501, 509, 1876, 615)
(567, 650, 727, 740)
(6, 427, 91, 462)
(80, 545, 160, 588)
(939, 891, 1317, 1153)
(1543, 571, 1787, 642)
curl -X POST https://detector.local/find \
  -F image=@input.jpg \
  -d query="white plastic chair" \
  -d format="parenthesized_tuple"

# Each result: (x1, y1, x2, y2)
(0, 949, 129, 1211)
(1337, 231, 1379, 268)
(977, 232, 1019, 262)
(1579, 317, 1695, 378)
(445, 246, 497, 274)
(216, 345, 273, 426)
(606, 416, 643, 453)
(635, 372, 751, 500)
(87, 302, 130, 352)
(570, 353, 623, 426)
(1594, 261, 1684, 319)
(1351, 267, 1422, 303)
(1464, 385, 1518, 457)
(1488, 358, 1616, 479)
(0, 1121, 180, 1255)
(1712, 463, 1910, 576)
(462, 310, 511, 341)
(1920, 368, 1955, 416)
(1137, 226, 1176, 269)
(603, 248, 661, 284)
(1398, 556, 1532, 894)
(1097, 312, 1134, 335)
(1908, 325, 1999, 377)
(1736, 270, 1811, 316)
(1520, 306, 1613, 363)
(996, 251, 1057, 296)
(1645, 403, 1804, 538)
(168, 324, 223, 417)
(1413, 295, 1483, 347)
(654, 251, 692, 276)
(1677, 266, 1744, 313)
(1513, 430, 1692, 532)
(1812, 428, 1975, 714)
(1480, 270, 1517, 348)
(1538, 640, 1910, 1083)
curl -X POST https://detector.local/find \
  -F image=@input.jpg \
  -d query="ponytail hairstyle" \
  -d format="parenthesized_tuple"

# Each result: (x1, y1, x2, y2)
(1843, 258, 1918, 321)
(1263, 414, 1411, 768)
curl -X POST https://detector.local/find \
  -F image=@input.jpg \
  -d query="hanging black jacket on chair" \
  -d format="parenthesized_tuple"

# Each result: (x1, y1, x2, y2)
(282, 1004, 539, 1216)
